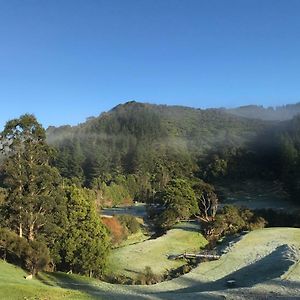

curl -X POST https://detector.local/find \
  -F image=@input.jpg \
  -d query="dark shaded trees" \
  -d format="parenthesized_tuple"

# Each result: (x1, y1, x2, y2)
(47, 102, 266, 190)
(154, 179, 199, 229)
(0, 228, 50, 275)
(202, 205, 266, 239)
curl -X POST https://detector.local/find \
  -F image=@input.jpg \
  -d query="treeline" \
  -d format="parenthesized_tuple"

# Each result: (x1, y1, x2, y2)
(0, 115, 109, 277)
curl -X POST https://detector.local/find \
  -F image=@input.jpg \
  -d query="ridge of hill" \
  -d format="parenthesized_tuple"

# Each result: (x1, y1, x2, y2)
(224, 102, 300, 121)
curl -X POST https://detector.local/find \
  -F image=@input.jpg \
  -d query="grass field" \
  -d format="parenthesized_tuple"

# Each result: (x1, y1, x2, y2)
(135, 227, 300, 299)
(107, 221, 208, 279)
(0, 260, 92, 300)
(1, 227, 300, 299)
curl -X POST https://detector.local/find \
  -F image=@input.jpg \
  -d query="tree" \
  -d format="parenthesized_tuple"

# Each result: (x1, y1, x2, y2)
(154, 178, 199, 229)
(202, 205, 266, 239)
(192, 180, 218, 222)
(0, 114, 64, 241)
(0, 228, 50, 275)
(59, 185, 110, 277)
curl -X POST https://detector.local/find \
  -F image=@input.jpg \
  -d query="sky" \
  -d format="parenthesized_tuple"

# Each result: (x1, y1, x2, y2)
(1, 0, 300, 129)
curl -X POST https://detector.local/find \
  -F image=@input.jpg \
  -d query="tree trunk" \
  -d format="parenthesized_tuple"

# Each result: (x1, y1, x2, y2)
(19, 222, 23, 238)
(28, 224, 34, 241)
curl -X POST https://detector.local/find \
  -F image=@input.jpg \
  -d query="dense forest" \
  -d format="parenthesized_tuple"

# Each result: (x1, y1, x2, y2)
(46, 101, 300, 204)
(1, 101, 300, 280)
(46, 102, 268, 203)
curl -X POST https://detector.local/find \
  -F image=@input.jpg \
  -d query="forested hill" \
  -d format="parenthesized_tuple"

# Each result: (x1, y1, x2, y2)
(46, 101, 270, 186)
(224, 102, 300, 121)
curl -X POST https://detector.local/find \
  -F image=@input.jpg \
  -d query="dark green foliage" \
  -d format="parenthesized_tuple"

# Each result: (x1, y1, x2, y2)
(47, 102, 267, 192)
(198, 115, 300, 206)
(0, 114, 65, 241)
(54, 138, 84, 181)
(255, 209, 300, 228)
(116, 215, 140, 235)
(199, 145, 267, 181)
(0, 115, 110, 278)
(58, 185, 110, 277)
(94, 180, 133, 207)
(203, 205, 267, 239)
(246, 116, 300, 203)
(24, 240, 50, 275)
(0, 228, 28, 263)
(153, 178, 199, 229)
(0, 228, 50, 274)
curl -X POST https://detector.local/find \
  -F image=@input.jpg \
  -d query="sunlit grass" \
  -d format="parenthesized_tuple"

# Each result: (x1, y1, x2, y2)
(108, 222, 208, 278)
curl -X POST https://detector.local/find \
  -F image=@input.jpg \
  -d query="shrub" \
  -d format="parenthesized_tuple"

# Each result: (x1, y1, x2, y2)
(117, 215, 140, 234)
(102, 216, 127, 245)
(0, 228, 50, 274)
(24, 240, 50, 275)
(202, 205, 267, 240)
(136, 266, 161, 285)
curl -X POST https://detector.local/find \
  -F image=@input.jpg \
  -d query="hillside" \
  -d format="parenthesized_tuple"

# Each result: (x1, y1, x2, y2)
(0, 260, 90, 300)
(46, 101, 269, 187)
(1, 228, 300, 299)
(44, 101, 300, 206)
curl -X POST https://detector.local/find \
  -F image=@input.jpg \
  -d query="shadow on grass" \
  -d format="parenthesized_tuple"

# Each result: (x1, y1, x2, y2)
(35, 273, 57, 287)
(172, 220, 201, 233)
(36, 271, 222, 299)
(154, 244, 300, 296)
(36, 244, 300, 299)
(124, 268, 142, 275)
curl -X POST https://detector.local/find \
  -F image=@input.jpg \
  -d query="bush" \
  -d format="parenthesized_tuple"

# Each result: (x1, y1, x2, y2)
(136, 266, 161, 285)
(117, 215, 140, 234)
(24, 240, 50, 275)
(0, 228, 50, 274)
(202, 205, 267, 240)
(105, 274, 133, 285)
(102, 216, 127, 245)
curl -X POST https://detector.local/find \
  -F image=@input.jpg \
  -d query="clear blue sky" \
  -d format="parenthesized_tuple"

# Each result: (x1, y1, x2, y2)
(1, 0, 300, 129)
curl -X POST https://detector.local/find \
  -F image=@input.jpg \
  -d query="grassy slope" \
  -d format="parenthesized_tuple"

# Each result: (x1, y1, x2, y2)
(118, 230, 148, 247)
(2, 228, 300, 299)
(134, 227, 300, 299)
(107, 222, 208, 279)
(0, 260, 91, 300)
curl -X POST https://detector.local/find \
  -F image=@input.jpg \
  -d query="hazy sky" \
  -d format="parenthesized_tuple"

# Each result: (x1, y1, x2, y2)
(1, 0, 300, 129)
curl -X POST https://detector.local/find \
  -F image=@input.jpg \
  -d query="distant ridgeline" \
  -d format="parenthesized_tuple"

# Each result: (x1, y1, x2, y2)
(46, 101, 300, 204)
(224, 103, 300, 121)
